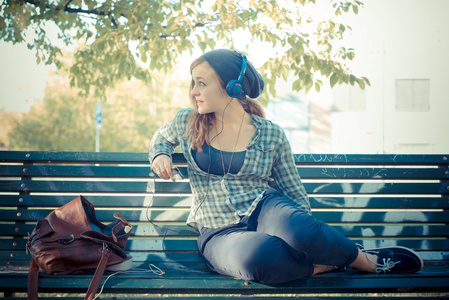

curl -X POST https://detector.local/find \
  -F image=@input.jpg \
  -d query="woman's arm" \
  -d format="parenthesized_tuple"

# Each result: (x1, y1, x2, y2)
(149, 108, 191, 180)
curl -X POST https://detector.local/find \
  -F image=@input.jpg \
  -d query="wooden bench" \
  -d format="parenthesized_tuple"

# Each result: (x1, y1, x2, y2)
(0, 151, 448, 299)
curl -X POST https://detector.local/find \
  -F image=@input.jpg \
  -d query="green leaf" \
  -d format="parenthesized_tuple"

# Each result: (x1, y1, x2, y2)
(350, 74, 357, 85)
(362, 77, 371, 87)
(356, 78, 365, 90)
(268, 81, 276, 98)
(141, 51, 148, 63)
(292, 79, 302, 91)
(330, 73, 338, 87)
(305, 75, 313, 92)
(281, 63, 290, 81)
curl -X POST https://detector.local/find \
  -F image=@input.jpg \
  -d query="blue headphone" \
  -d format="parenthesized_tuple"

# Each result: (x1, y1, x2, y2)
(226, 52, 247, 98)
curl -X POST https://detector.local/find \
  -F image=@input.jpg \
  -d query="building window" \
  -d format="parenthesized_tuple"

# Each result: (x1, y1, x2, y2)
(394, 143, 434, 153)
(332, 84, 366, 112)
(395, 79, 430, 112)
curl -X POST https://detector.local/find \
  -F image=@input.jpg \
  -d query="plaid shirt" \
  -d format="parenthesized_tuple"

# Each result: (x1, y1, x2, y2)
(149, 107, 311, 230)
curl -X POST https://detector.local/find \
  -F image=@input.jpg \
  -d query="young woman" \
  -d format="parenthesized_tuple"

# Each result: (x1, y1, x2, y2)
(149, 49, 423, 284)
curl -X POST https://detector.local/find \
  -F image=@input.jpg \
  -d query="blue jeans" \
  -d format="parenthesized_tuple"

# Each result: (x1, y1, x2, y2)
(197, 188, 359, 284)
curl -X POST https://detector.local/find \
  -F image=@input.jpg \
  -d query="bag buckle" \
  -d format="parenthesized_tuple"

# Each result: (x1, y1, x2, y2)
(100, 243, 110, 257)
(59, 234, 75, 244)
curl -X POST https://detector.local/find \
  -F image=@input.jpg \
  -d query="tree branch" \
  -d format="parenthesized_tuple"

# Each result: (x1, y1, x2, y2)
(64, 0, 73, 11)
(26, 0, 97, 15)
(26, 0, 119, 29)
(25, 0, 213, 39)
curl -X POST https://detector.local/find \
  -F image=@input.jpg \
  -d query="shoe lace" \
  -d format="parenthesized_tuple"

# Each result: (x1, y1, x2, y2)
(375, 257, 401, 273)
(364, 251, 401, 274)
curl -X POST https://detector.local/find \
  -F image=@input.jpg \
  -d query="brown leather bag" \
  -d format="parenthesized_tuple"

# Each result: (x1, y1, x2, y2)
(26, 196, 133, 300)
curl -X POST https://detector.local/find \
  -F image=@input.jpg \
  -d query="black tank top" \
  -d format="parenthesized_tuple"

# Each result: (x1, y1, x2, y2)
(191, 144, 246, 176)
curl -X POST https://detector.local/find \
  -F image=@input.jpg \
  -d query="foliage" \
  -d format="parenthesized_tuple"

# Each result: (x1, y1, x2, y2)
(0, 108, 20, 149)
(7, 68, 187, 152)
(0, 0, 370, 104)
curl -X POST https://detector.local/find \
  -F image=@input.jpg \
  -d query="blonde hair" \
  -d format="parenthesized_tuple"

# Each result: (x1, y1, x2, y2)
(185, 57, 265, 152)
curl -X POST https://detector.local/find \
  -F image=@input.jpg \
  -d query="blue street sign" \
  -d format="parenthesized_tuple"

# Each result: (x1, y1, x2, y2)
(96, 104, 102, 129)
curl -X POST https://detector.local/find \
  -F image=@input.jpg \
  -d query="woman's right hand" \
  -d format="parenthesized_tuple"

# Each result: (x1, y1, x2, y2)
(151, 154, 174, 180)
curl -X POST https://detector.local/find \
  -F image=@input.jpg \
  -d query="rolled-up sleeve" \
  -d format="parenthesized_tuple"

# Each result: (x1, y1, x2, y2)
(149, 108, 191, 163)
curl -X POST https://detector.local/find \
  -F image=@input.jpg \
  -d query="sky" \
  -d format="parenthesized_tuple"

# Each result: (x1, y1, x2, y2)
(0, 41, 55, 112)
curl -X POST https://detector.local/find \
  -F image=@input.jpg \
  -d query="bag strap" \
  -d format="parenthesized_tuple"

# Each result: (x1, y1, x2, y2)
(27, 257, 40, 300)
(27, 243, 111, 300)
(84, 243, 111, 300)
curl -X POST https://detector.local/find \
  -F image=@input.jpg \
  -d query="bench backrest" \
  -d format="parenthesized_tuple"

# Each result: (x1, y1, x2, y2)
(1, 151, 448, 270)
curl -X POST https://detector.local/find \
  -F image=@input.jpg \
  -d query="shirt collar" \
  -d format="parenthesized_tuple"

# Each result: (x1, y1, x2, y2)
(247, 113, 263, 148)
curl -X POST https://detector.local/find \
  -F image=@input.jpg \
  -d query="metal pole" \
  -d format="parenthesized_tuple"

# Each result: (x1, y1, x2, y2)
(95, 128, 100, 152)
(95, 103, 102, 152)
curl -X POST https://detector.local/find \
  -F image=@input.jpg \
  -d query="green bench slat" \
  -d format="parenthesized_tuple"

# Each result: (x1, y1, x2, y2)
(1, 239, 448, 255)
(3, 164, 448, 180)
(309, 196, 449, 209)
(131, 238, 202, 252)
(1, 165, 154, 178)
(3, 223, 448, 239)
(2, 209, 448, 224)
(0, 250, 204, 263)
(2, 180, 447, 195)
(305, 182, 449, 195)
(0, 209, 192, 222)
(1, 195, 448, 209)
(299, 167, 449, 179)
(0, 180, 192, 194)
(293, 153, 449, 165)
(1, 268, 448, 294)
(3, 250, 447, 270)
(0, 224, 199, 237)
(0, 238, 199, 252)
(0, 260, 208, 271)
(137, 237, 449, 253)
(336, 224, 449, 237)
(0, 151, 186, 164)
(0, 195, 193, 207)
(2, 253, 449, 272)
(2, 151, 447, 165)
(313, 211, 449, 223)
(0, 151, 150, 163)
(118, 251, 204, 263)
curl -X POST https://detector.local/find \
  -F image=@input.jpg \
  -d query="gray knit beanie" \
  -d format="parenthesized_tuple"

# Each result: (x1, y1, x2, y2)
(200, 49, 265, 98)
